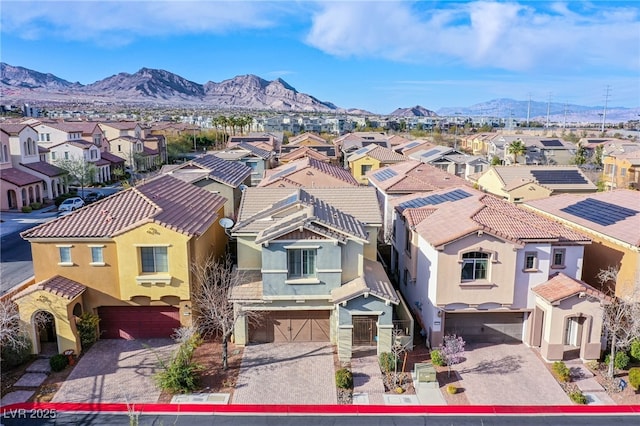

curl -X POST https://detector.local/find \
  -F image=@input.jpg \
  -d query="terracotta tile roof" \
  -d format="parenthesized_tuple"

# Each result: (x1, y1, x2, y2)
(403, 207, 436, 229)
(236, 187, 382, 234)
(348, 145, 407, 163)
(13, 275, 86, 301)
(20, 161, 67, 177)
(21, 175, 226, 239)
(0, 123, 30, 135)
(331, 259, 399, 305)
(230, 270, 263, 301)
(288, 132, 329, 146)
(394, 139, 434, 155)
(279, 146, 332, 162)
(99, 121, 139, 130)
(532, 273, 611, 304)
(523, 189, 640, 247)
(368, 160, 470, 193)
(387, 135, 411, 147)
(259, 157, 358, 187)
(0, 167, 42, 186)
(393, 187, 589, 247)
(489, 165, 597, 191)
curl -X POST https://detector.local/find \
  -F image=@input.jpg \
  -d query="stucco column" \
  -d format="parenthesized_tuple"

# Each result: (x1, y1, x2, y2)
(232, 305, 248, 346)
(377, 324, 394, 356)
(337, 325, 353, 362)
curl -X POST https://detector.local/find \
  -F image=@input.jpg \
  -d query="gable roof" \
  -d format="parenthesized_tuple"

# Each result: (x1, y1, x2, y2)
(13, 275, 86, 301)
(287, 132, 329, 146)
(235, 187, 382, 235)
(278, 145, 333, 162)
(532, 273, 611, 304)
(0, 167, 43, 186)
(348, 145, 407, 163)
(409, 145, 457, 163)
(259, 157, 358, 187)
(161, 154, 252, 187)
(331, 259, 399, 305)
(393, 187, 590, 247)
(21, 175, 226, 239)
(368, 160, 470, 193)
(487, 165, 597, 192)
(523, 189, 640, 247)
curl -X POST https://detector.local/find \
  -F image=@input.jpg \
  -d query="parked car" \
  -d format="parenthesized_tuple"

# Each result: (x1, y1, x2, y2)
(58, 197, 85, 212)
(83, 192, 104, 203)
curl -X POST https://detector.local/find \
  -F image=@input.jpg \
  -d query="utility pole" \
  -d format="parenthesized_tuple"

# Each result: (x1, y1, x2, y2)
(563, 102, 568, 129)
(526, 93, 531, 128)
(545, 93, 552, 129)
(601, 85, 611, 133)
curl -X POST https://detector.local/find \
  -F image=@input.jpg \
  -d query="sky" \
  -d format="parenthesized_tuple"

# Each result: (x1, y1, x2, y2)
(1, 0, 639, 114)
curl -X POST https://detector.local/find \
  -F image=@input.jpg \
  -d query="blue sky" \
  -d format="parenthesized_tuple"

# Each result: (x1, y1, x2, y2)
(2, 1, 639, 114)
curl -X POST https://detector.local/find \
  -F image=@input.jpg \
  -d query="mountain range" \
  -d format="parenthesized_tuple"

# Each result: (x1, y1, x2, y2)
(1, 63, 638, 121)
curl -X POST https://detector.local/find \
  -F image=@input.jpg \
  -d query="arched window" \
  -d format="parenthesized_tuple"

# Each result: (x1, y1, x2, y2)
(461, 251, 489, 281)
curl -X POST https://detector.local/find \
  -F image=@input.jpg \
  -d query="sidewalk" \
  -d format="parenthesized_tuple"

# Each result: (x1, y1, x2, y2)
(351, 349, 386, 405)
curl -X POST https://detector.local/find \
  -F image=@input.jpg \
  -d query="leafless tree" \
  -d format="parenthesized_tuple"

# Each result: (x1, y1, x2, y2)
(597, 266, 640, 378)
(191, 255, 260, 370)
(0, 299, 48, 356)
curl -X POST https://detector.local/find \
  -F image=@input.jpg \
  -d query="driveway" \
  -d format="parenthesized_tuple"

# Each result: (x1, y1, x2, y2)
(52, 339, 177, 403)
(232, 343, 337, 404)
(453, 343, 570, 405)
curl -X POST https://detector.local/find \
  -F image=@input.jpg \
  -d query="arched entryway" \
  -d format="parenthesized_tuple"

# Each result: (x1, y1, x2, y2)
(33, 311, 57, 356)
(7, 189, 17, 209)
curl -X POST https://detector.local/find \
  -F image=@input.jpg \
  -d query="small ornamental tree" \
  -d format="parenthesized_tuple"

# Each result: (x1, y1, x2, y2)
(441, 334, 466, 377)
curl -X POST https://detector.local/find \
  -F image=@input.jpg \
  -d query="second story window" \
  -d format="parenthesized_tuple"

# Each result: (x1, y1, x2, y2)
(287, 248, 316, 279)
(404, 227, 411, 256)
(64, 151, 69, 160)
(57, 246, 72, 265)
(461, 251, 489, 281)
(361, 164, 372, 176)
(90, 246, 104, 265)
(140, 247, 168, 273)
(551, 248, 566, 269)
(524, 251, 538, 272)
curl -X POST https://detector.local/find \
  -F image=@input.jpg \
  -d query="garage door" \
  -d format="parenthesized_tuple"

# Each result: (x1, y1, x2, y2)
(444, 312, 524, 343)
(98, 306, 180, 339)
(250, 311, 330, 343)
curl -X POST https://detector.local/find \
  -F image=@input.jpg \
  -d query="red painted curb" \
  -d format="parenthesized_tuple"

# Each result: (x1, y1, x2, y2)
(1, 403, 639, 415)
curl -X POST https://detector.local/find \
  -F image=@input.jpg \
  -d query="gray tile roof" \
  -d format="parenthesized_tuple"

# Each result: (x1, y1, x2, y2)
(21, 175, 226, 239)
(192, 154, 252, 187)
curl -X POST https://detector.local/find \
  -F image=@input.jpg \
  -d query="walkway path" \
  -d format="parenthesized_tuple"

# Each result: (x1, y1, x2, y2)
(351, 348, 386, 405)
(0, 343, 56, 406)
(566, 361, 616, 405)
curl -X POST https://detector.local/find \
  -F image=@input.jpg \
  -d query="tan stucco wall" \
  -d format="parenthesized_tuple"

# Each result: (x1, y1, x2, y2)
(477, 169, 508, 198)
(236, 236, 262, 270)
(507, 183, 552, 203)
(349, 157, 381, 185)
(15, 290, 82, 355)
(363, 225, 379, 261)
(581, 236, 640, 298)
(436, 233, 518, 307)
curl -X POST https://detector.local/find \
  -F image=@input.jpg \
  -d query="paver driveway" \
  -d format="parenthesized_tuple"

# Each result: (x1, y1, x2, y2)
(52, 339, 176, 403)
(453, 343, 570, 405)
(232, 342, 337, 404)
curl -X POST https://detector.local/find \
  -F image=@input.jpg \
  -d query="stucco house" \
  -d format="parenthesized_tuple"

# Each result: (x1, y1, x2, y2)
(15, 175, 227, 355)
(229, 187, 413, 362)
(390, 186, 607, 361)
(259, 157, 358, 188)
(214, 142, 274, 186)
(524, 189, 640, 299)
(159, 154, 252, 219)
(471, 165, 597, 203)
(347, 145, 408, 185)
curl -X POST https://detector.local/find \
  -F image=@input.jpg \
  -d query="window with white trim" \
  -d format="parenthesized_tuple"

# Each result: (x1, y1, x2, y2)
(551, 248, 566, 269)
(59, 247, 72, 264)
(461, 251, 489, 281)
(140, 247, 168, 273)
(524, 251, 538, 271)
(90, 247, 104, 264)
(287, 248, 316, 279)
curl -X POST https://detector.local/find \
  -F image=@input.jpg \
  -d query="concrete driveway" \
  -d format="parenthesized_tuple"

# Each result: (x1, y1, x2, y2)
(232, 342, 337, 405)
(52, 339, 177, 403)
(453, 343, 570, 405)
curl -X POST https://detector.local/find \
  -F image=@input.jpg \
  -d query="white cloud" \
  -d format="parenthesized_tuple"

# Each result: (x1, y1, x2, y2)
(1, 1, 280, 46)
(305, 1, 640, 72)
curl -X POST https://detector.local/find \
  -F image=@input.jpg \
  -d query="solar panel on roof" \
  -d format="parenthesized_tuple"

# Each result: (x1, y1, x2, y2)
(271, 165, 296, 179)
(353, 146, 370, 155)
(530, 170, 588, 185)
(398, 189, 472, 210)
(560, 198, 639, 227)
(540, 140, 564, 147)
(420, 148, 441, 158)
(373, 168, 398, 181)
(405, 141, 420, 149)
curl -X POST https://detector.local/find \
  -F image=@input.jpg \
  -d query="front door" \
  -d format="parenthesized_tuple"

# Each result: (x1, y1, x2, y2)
(353, 316, 377, 346)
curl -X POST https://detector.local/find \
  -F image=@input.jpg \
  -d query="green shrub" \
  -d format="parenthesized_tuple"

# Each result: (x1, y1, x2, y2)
(605, 351, 630, 371)
(630, 339, 640, 361)
(0, 335, 33, 369)
(29, 202, 42, 210)
(77, 312, 100, 352)
(430, 349, 445, 367)
(628, 367, 640, 391)
(21, 206, 32, 213)
(50, 354, 69, 372)
(155, 331, 203, 393)
(335, 368, 353, 389)
(552, 361, 571, 382)
(379, 352, 397, 373)
(569, 390, 588, 404)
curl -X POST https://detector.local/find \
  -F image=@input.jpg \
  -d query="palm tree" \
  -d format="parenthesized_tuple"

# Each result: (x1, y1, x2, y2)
(507, 139, 527, 164)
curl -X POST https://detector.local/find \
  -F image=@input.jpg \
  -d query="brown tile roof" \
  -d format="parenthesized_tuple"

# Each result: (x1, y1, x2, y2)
(21, 175, 226, 239)
(368, 160, 470, 193)
(0, 167, 42, 186)
(13, 275, 86, 301)
(230, 270, 263, 301)
(393, 187, 590, 247)
(99, 151, 125, 164)
(331, 259, 399, 305)
(288, 132, 329, 146)
(20, 161, 67, 177)
(0, 123, 30, 135)
(349, 145, 407, 163)
(524, 189, 640, 247)
(99, 121, 139, 130)
(259, 157, 358, 187)
(279, 146, 331, 162)
(532, 273, 611, 304)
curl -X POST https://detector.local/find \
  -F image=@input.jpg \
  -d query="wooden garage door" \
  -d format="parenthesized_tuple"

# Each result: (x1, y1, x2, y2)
(98, 306, 180, 340)
(444, 312, 524, 343)
(250, 311, 330, 343)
